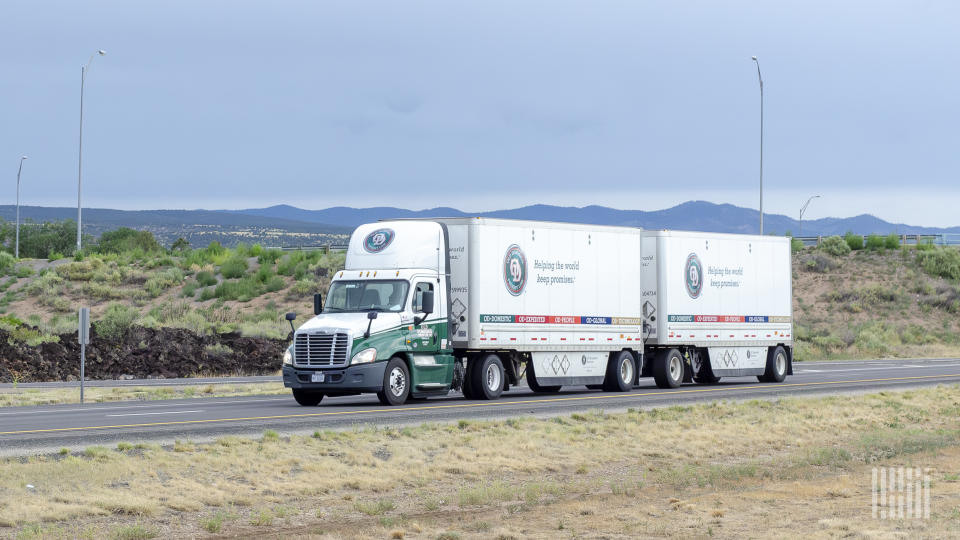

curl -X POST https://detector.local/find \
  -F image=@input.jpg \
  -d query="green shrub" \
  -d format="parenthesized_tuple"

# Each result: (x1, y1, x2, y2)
(258, 249, 283, 265)
(55, 258, 106, 281)
(144, 267, 185, 297)
(791, 237, 804, 253)
(97, 227, 162, 254)
(182, 280, 199, 298)
(94, 304, 139, 340)
(819, 236, 851, 257)
(15, 265, 34, 278)
(0, 252, 15, 274)
(844, 232, 864, 251)
(865, 234, 885, 251)
(250, 244, 264, 257)
(195, 270, 217, 287)
(219, 257, 248, 279)
(48, 251, 65, 261)
(884, 234, 900, 250)
(916, 247, 960, 281)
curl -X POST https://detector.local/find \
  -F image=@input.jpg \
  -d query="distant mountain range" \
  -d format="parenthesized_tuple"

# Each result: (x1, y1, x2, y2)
(230, 201, 960, 237)
(2, 202, 957, 247)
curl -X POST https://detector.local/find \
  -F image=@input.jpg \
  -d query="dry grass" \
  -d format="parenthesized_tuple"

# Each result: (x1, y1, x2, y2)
(1, 385, 958, 538)
(0, 382, 285, 408)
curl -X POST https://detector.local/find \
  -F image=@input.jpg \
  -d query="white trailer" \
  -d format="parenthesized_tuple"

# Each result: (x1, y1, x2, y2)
(638, 230, 793, 387)
(282, 219, 792, 406)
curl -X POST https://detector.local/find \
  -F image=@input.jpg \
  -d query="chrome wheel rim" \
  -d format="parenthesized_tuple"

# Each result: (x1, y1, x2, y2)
(619, 357, 633, 384)
(669, 356, 682, 382)
(389, 367, 406, 396)
(775, 351, 786, 376)
(485, 362, 501, 392)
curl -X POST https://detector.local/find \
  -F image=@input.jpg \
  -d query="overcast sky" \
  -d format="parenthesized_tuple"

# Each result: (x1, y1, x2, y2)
(3, 0, 959, 226)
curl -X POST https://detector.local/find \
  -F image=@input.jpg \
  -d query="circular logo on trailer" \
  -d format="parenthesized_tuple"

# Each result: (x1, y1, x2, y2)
(362, 228, 395, 253)
(685, 253, 703, 299)
(503, 244, 527, 296)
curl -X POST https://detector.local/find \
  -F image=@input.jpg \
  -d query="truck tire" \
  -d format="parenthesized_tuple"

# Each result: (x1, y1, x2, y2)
(377, 358, 411, 405)
(526, 362, 561, 393)
(758, 346, 788, 383)
(292, 389, 324, 406)
(470, 354, 505, 400)
(653, 349, 684, 389)
(603, 350, 635, 392)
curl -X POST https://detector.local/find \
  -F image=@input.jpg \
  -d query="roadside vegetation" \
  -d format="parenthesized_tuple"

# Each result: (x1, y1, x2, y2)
(1, 385, 957, 538)
(793, 235, 960, 360)
(0, 225, 344, 346)
(1, 222, 960, 363)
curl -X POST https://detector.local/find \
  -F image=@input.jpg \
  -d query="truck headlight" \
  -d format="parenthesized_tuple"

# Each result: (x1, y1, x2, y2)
(351, 348, 377, 365)
(283, 346, 294, 366)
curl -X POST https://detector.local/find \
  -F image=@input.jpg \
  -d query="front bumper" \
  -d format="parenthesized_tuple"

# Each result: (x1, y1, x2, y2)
(282, 361, 387, 393)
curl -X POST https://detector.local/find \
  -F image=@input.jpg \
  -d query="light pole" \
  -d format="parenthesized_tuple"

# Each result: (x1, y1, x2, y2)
(77, 49, 106, 253)
(799, 195, 820, 238)
(751, 56, 764, 235)
(15, 156, 28, 259)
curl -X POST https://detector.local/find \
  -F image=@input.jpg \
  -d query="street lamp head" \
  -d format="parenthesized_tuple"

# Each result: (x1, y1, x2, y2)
(98, 50, 106, 55)
(21, 156, 28, 160)
(751, 56, 758, 61)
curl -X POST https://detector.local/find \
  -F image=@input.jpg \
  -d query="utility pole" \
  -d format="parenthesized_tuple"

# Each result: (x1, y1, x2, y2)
(751, 56, 764, 235)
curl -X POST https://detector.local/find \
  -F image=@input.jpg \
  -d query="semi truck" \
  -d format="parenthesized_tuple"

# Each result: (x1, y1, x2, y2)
(282, 218, 793, 406)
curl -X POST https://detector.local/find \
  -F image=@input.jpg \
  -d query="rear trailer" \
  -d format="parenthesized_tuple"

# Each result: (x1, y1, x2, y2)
(638, 230, 793, 388)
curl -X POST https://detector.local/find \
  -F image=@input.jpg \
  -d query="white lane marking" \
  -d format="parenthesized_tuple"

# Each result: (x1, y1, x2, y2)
(106, 410, 204, 418)
(793, 364, 960, 374)
(0, 397, 289, 417)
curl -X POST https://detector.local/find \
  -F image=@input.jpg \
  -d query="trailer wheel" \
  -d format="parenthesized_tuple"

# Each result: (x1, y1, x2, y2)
(526, 362, 561, 393)
(292, 389, 324, 406)
(377, 358, 410, 405)
(653, 349, 684, 389)
(471, 354, 505, 400)
(603, 351, 635, 392)
(758, 346, 788, 383)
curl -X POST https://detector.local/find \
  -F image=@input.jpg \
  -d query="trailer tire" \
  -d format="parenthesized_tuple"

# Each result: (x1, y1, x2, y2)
(377, 358, 410, 405)
(471, 354, 505, 400)
(526, 362, 561, 393)
(292, 389, 324, 406)
(653, 349, 684, 389)
(603, 350, 635, 392)
(759, 346, 788, 383)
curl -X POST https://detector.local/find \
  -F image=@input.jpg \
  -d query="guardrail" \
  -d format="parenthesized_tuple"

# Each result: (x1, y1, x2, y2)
(794, 234, 960, 247)
(263, 245, 349, 252)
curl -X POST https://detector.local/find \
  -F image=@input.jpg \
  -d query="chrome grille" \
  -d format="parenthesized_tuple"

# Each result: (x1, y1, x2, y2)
(294, 332, 350, 367)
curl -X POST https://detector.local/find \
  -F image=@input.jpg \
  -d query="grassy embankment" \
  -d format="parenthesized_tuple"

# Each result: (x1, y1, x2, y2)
(792, 238, 960, 360)
(0, 385, 958, 538)
(0, 243, 344, 344)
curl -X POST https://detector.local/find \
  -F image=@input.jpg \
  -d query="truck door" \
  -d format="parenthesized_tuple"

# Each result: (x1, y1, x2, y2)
(406, 280, 453, 388)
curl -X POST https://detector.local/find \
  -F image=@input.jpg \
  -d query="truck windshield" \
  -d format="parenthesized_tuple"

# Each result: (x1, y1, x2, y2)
(324, 280, 409, 313)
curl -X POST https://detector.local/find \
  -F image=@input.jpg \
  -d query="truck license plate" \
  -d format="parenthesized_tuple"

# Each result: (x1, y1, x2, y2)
(311, 372, 325, 383)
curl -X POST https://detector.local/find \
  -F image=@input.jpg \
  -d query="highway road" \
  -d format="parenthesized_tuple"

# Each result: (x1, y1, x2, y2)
(1, 358, 959, 456)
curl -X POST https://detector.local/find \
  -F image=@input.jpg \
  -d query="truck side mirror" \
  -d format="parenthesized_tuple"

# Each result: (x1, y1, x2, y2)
(313, 293, 323, 315)
(364, 311, 378, 338)
(420, 290, 434, 315)
(285, 312, 296, 334)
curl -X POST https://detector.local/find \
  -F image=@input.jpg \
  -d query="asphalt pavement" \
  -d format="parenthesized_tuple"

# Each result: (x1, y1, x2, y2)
(1, 358, 959, 456)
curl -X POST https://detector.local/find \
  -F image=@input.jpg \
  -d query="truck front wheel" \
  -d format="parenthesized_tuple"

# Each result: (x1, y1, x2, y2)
(292, 389, 324, 406)
(603, 350, 635, 392)
(471, 354, 505, 400)
(377, 358, 411, 405)
(653, 349, 684, 389)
